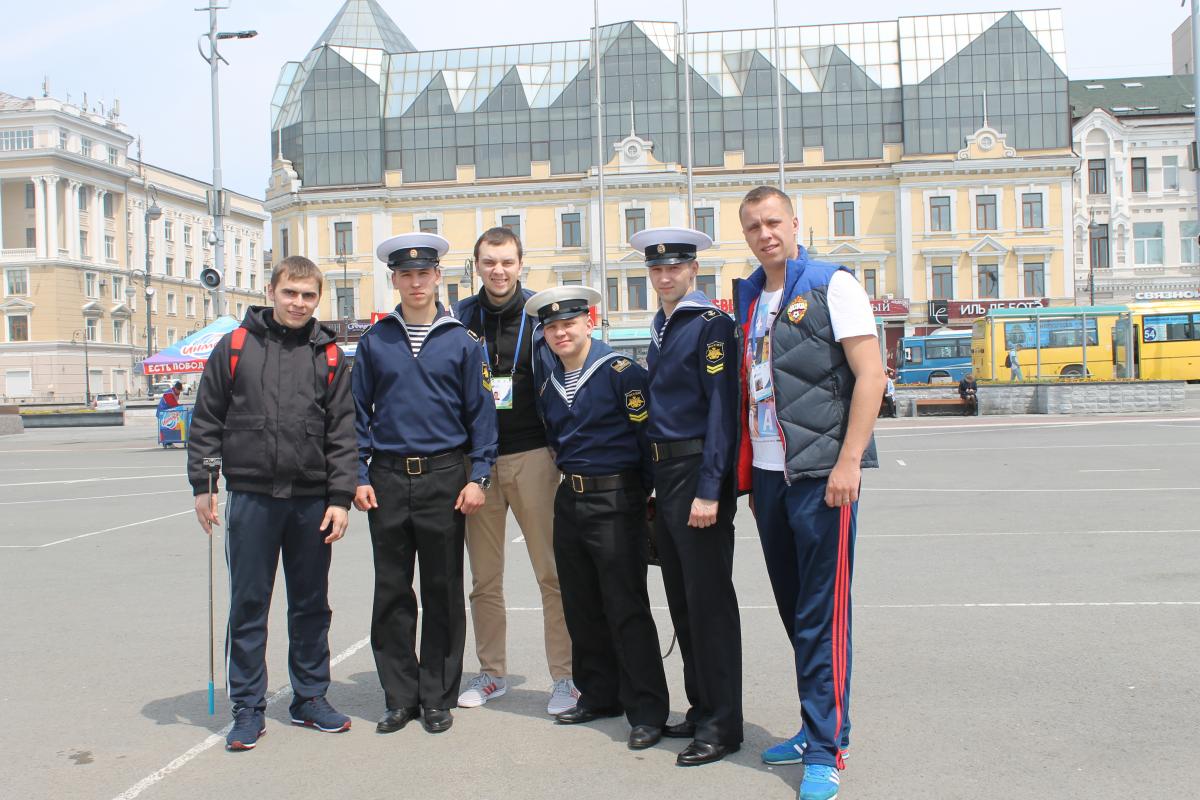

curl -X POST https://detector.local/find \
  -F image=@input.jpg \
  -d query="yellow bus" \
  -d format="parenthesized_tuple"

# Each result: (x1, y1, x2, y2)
(971, 306, 1126, 381)
(1123, 301, 1200, 381)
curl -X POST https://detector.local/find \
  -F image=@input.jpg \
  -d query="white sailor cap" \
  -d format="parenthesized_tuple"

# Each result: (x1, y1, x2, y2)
(375, 232, 451, 269)
(629, 226, 712, 267)
(524, 285, 603, 325)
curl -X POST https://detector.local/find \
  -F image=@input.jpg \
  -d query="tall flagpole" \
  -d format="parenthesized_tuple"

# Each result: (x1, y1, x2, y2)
(594, 0, 610, 342)
(773, 0, 786, 190)
(682, 0, 695, 225)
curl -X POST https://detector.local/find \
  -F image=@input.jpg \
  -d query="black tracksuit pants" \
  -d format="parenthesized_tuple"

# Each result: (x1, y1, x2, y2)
(225, 491, 332, 712)
(552, 482, 669, 728)
(367, 458, 467, 711)
(653, 454, 744, 746)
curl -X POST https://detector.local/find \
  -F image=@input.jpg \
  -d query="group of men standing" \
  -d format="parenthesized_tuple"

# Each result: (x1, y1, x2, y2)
(186, 184, 884, 800)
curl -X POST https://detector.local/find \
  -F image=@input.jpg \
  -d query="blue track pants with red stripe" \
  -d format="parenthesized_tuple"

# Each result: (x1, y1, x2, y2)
(751, 468, 854, 768)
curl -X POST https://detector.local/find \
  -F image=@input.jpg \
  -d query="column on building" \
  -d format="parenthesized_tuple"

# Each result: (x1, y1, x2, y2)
(45, 176, 60, 259)
(0, 178, 4, 250)
(32, 177, 46, 258)
(66, 181, 81, 260)
(93, 189, 107, 261)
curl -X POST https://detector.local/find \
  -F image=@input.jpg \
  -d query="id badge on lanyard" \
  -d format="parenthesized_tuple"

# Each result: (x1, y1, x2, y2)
(480, 309, 527, 412)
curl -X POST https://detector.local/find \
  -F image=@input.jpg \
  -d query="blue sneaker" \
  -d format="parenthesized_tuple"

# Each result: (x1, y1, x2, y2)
(799, 764, 841, 800)
(763, 728, 807, 765)
(763, 729, 850, 766)
(226, 707, 266, 751)
(290, 695, 351, 733)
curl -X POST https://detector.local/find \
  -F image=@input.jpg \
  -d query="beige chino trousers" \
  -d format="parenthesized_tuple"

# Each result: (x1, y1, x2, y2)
(465, 446, 571, 681)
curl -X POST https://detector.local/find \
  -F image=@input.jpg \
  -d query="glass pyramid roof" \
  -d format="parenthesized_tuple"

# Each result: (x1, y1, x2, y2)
(312, 0, 415, 53)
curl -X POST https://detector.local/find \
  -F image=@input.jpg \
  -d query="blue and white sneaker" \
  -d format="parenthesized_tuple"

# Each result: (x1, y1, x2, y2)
(290, 695, 351, 732)
(763, 728, 807, 765)
(763, 729, 850, 766)
(799, 764, 840, 800)
(226, 707, 266, 751)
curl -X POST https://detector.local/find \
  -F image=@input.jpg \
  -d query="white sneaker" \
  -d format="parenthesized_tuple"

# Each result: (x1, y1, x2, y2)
(457, 673, 507, 708)
(546, 678, 580, 715)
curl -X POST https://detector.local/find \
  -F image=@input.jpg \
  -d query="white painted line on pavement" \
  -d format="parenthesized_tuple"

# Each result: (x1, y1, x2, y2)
(1079, 468, 1161, 473)
(0, 465, 171, 473)
(876, 416, 1200, 437)
(0, 509, 197, 549)
(895, 459, 907, 466)
(0, 446, 154, 454)
(0, 473, 185, 488)
(732, 529, 1200, 539)
(0, 489, 188, 506)
(859, 601, 1200, 609)
(111, 636, 371, 800)
(869, 486, 1200, 493)
(884, 441, 1200, 454)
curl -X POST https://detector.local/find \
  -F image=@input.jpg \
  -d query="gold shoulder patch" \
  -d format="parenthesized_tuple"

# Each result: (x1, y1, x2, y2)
(466, 329, 482, 343)
(481, 361, 492, 392)
(611, 358, 631, 373)
(703, 308, 721, 320)
(625, 389, 648, 422)
(705, 340, 725, 374)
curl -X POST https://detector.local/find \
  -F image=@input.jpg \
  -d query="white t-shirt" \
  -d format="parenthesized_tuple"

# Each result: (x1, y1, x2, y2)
(747, 272, 877, 471)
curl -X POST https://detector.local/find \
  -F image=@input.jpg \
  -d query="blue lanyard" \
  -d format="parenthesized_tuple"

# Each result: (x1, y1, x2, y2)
(478, 308, 527, 378)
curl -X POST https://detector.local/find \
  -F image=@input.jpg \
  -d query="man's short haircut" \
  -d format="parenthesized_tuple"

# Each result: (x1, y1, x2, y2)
(474, 226, 524, 262)
(270, 256, 324, 293)
(173, 381, 183, 390)
(739, 185, 794, 217)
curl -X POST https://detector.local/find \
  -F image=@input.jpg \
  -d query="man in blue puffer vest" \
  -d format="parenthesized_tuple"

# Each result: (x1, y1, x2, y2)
(734, 186, 886, 800)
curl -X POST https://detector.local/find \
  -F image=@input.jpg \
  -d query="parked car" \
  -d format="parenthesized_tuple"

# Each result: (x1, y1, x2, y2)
(93, 393, 122, 412)
(149, 382, 174, 401)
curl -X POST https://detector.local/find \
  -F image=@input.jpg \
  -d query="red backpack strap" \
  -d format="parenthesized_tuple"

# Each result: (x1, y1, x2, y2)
(324, 342, 339, 386)
(229, 326, 248, 381)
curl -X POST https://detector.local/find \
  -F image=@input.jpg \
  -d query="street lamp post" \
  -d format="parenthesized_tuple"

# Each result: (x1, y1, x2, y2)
(197, 3, 257, 319)
(460, 257, 474, 299)
(143, 186, 162, 393)
(1087, 217, 1101, 306)
(73, 329, 91, 406)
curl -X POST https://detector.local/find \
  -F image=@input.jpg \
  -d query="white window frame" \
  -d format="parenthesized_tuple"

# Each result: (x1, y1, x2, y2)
(412, 213, 443, 236)
(493, 209, 527, 243)
(111, 275, 125, 302)
(185, 295, 196, 317)
(4, 368, 33, 397)
(84, 271, 99, 299)
(923, 191, 956, 235)
(5, 268, 30, 297)
(555, 206, 586, 249)
(85, 316, 100, 342)
(112, 318, 126, 344)
(105, 235, 116, 261)
(968, 187, 1002, 234)
(1133, 222, 1164, 266)
(1162, 156, 1180, 193)
(1016, 186, 1049, 232)
(6, 313, 31, 343)
(163, 220, 174, 242)
(827, 195, 859, 239)
(618, 201, 651, 245)
(693, 199, 722, 243)
(166, 292, 178, 316)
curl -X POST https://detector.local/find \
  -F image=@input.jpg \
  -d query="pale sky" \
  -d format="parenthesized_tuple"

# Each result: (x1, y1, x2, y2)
(0, 0, 1189, 200)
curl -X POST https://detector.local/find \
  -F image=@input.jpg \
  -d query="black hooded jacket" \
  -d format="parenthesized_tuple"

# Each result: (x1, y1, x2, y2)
(187, 306, 357, 509)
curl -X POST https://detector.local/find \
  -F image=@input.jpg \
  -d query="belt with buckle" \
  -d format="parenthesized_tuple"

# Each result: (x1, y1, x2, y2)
(372, 450, 463, 476)
(564, 472, 642, 494)
(650, 438, 704, 463)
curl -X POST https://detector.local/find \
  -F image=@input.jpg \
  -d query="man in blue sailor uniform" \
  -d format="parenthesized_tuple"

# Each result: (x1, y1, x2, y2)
(351, 232, 498, 736)
(528, 285, 670, 752)
(630, 227, 743, 766)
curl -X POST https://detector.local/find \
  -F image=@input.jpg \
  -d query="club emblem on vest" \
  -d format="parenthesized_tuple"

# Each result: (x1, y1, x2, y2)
(786, 295, 808, 324)
(705, 341, 725, 374)
(625, 389, 648, 422)
(612, 358, 631, 373)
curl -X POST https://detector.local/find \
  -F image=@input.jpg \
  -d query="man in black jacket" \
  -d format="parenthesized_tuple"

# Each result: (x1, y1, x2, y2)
(188, 256, 357, 752)
(453, 228, 575, 716)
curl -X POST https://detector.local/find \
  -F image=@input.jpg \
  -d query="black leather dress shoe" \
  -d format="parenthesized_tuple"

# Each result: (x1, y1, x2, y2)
(627, 725, 662, 750)
(554, 705, 623, 725)
(663, 721, 696, 739)
(376, 707, 420, 734)
(421, 708, 453, 733)
(676, 740, 740, 766)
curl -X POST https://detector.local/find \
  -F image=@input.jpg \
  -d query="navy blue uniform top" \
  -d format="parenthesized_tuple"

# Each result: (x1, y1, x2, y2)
(351, 305, 498, 485)
(646, 291, 738, 500)
(535, 338, 653, 491)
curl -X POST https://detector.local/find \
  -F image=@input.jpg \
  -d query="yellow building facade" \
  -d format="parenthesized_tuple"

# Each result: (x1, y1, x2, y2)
(0, 91, 267, 401)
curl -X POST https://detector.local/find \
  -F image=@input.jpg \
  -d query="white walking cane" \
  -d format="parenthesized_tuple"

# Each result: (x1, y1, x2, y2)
(202, 457, 222, 716)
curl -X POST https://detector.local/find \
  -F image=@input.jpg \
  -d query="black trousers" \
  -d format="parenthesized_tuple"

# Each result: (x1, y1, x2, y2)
(225, 491, 332, 711)
(553, 482, 669, 728)
(367, 458, 466, 711)
(653, 454, 743, 745)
